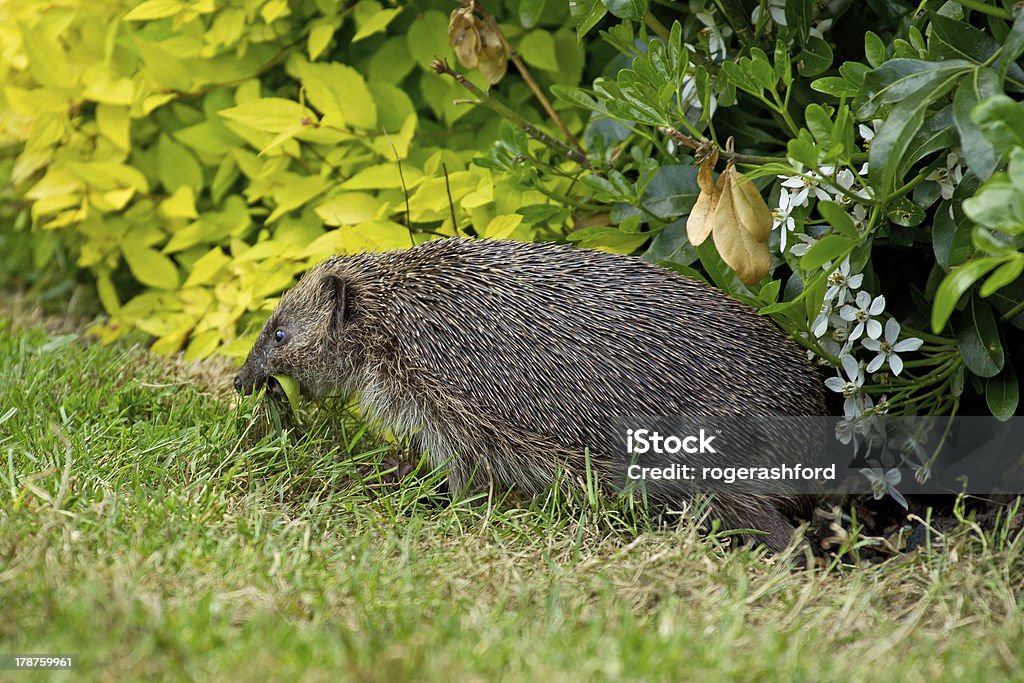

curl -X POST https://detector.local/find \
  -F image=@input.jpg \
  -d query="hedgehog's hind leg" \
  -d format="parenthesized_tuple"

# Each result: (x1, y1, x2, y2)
(712, 495, 803, 553)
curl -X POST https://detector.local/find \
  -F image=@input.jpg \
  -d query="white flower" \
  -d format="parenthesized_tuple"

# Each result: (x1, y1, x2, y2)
(831, 168, 873, 203)
(679, 76, 716, 117)
(773, 188, 798, 251)
(840, 291, 886, 340)
(782, 174, 830, 207)
(862, 318, 924, 375)
(751, 0, 786, 25)
(789, 232, 815, 257)
(824, 257, 864, 307)
(860, 466, 908, 508)
(824, 354, 870, 418)
(926, 152, 965, 200)
(695, 12, 728, 60)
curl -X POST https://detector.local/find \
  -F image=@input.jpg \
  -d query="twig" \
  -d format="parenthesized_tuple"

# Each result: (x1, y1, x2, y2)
(383, 127, 415, 247)
(660, 126, 871, 166)
(442, 162, 460, 236)
(432, 59, 592, 169)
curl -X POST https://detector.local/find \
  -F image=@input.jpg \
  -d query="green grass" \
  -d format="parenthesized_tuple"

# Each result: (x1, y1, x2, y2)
(2, 316, 1024, 682)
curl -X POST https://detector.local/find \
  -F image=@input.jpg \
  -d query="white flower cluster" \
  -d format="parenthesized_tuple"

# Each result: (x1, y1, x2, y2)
(772, 164, 872, 253)
(813, 257, 924, 419)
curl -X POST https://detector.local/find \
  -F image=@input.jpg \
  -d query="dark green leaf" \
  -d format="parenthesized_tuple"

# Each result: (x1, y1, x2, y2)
(519, 0, 547, 28)
(932, 257, 1003, 331)
(570, 0, 607, 39)
(857, 58, 971, 119)
(996, 11, 1024, 86)
(642, 217, 698, 266)
(933, 173, 981, 271)
(797, 36, 832, 77)
(886, 197, 926, 227)
(955, 294, 1004, 378)
(810, 76, 858, 98)
(641, 165, 699, 220)
(785, 0, 812, 43)
(900, 104, 956, 176)
(953, 68, 1000, 181)
(986, 367, 1019, 420)
(551, 85, 606, 114)
(799, 234, 855, 271)
(972, 95, 1024, 152)
(817, 200, 858, 238)
(869, 73, 963, 201)
(864, 31, 886, 68)
(600, 0, 647, 20)
(696, 240, 755, 302)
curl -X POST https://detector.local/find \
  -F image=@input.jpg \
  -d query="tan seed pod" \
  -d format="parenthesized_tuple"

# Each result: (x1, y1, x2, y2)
(476, 14, 508, 85)
(730, 168, 773, 242)
(448, 7, 481, 69)
(712, 165, 771, 285)
(686, 152, 720, 246)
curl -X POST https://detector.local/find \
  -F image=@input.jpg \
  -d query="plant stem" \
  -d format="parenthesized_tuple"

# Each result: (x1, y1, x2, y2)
(659, 127, 788, 164)
(431, 59, 592, 169)
(644, 12, 672, 42)
(949, 0, 1013, 19)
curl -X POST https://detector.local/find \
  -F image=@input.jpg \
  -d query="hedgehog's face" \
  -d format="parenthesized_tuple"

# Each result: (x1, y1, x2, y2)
(233, 267, 356, 399)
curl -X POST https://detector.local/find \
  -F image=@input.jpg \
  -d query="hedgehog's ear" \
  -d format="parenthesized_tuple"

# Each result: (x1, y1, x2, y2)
(322, 274, 353, 334)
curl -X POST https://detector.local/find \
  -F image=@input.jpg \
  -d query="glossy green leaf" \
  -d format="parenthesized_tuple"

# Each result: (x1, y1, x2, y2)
(271, 374, 302, 420)
(953, 68, 1000, 181)
(956, 294, 1004, 378)
(570, 0, 607, 39)
(799, 234, 855, 271)
(600, 0, 647, 21)
(932, 258, 1002, 332)
(986, 367, 1019, 421)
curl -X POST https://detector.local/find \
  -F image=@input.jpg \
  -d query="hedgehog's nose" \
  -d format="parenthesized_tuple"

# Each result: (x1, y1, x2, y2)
(233, 374, 243, 393)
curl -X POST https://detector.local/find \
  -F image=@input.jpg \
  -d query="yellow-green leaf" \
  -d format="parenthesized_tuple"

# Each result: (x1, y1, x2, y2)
(271, 374, 302, 419)
(341, 163, 424, 190)
(315, 192, 385, 226)
(84, 77, 135, 106)
(122, 242, 180, 289)
(135, 38, 192, 91)
(96, 104, 130, 150)
(183, 247, 230, 287)
(160, 185, 199, 219)
(267, 175, 329, 223)
(308, 19, 336, 60)
(353, 1, 402, 42)
(292, 60, 376, 130)
(123, 0, 184, 21)
(482, 213, 523, 239)
(158, 134, 203, 193)
(219, 97, 316, 133)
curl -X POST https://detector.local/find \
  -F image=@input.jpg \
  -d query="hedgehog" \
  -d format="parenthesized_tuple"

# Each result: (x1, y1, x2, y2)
(234, 237, 826, 551)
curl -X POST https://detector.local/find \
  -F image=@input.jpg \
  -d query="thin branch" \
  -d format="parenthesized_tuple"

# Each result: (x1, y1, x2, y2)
(659, 126, 869, 166)
(432, 59, 592, 169)
(442, 162, 460, 237)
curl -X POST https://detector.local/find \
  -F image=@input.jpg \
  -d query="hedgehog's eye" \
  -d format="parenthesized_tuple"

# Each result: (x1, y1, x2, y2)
(273, 328, 290, 346)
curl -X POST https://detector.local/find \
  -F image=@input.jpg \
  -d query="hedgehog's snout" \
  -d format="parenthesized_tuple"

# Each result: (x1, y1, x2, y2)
(233, 361, 268, 396)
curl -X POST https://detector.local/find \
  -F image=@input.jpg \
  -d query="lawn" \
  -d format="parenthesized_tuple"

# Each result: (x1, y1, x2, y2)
(2, 314, 1024, 682)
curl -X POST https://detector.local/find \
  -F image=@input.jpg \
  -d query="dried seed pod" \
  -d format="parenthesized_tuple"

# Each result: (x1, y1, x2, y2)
(448, 3, 508, 85)
(712, 164, 771, 285)
(686, 151, 720, 246)
(448, 6, 481, 69)
(476, 14, 508, 85)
